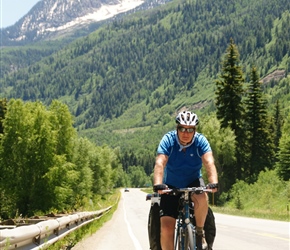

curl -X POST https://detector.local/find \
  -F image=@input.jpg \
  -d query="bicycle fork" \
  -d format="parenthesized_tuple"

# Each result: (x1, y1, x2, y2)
(177, 193, 197, 250)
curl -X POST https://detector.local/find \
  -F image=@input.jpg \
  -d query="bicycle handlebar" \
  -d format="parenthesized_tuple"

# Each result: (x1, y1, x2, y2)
(160, 186, 213, 195)
(153, 183, 218, 193)
(146, 187, 213, 202)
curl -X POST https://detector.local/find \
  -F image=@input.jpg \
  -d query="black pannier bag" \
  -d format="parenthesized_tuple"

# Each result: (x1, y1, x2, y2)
(190, 206, 216, 250)
(148, 196, 216, 250)
(148, 195, 162, 250)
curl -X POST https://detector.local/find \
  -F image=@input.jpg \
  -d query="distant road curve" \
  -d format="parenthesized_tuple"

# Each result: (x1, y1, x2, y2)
(72, 188, 289, 250)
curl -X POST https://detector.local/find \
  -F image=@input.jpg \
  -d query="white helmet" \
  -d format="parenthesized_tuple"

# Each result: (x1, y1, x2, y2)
(176, 111, 199, 126)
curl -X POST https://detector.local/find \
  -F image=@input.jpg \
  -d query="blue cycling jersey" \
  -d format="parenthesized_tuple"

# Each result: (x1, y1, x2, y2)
(157, 130, 212, 188)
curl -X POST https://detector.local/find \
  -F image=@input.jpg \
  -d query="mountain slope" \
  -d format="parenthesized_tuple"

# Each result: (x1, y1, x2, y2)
(1, 0, 290, 152)
(0, 0, 168, 45)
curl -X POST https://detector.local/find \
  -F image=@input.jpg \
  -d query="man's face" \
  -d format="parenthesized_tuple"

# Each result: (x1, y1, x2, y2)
(177, 125, 196, 145)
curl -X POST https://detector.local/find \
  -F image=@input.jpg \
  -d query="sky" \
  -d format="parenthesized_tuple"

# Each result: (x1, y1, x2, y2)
(0, 0, 40, 28)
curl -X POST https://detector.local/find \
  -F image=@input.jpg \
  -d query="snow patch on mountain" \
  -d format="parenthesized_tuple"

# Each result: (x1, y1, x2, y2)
(2, 0, 174, 45)
(46, 0, 144, 32)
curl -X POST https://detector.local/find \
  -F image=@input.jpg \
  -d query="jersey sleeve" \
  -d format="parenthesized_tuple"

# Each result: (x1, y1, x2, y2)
(157, 132, 173, 156)
(196, 133, 212, 156)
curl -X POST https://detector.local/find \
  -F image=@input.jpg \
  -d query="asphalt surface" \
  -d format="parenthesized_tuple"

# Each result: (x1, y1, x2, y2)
(72, 188, 290, 250)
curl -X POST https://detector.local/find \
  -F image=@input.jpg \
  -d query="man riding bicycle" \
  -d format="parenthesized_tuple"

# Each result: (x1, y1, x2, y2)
(153, 110, 218, 250)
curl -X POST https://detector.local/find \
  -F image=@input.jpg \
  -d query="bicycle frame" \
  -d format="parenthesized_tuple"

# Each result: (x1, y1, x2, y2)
(174, 188, 196, 250)
(162, 187, 212, 250)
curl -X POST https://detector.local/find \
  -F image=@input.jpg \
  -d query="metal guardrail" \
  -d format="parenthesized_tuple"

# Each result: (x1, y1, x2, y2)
(0, 207, 112, 250)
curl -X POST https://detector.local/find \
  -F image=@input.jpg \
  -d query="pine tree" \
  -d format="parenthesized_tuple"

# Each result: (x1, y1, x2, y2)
(244, 66, 275, 182)
(0, 98, 7, 135)
(215, 38, 246, 182)
(215, 38, 245, 132)
(273, 100, 283, 153)
(276, 113, 290, 181)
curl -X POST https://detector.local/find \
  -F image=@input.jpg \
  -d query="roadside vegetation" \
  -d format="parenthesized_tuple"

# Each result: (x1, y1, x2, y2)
(1, 39, 289, 221)
(47, 189, 121, 250)
(212, 169, 289, 222)
(143, 169, 289, 222)
(0, 0, 289, 227)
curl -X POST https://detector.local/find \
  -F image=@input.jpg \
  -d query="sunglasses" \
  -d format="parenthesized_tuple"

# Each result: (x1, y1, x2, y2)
(177, 127, 195, 133)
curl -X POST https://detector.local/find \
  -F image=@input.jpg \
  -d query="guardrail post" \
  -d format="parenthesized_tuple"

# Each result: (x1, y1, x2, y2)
(33, 234, 41, 245)
(54, 227, 59, 236)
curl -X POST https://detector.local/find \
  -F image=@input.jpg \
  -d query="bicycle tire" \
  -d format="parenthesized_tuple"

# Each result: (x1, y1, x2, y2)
(177, 224, 195, 250)
(185, 223, 194, 250)
(177, 226, 183, 250)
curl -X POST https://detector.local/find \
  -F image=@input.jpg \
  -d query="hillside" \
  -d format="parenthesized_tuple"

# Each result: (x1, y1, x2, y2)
(0, 0, 169, 46)
(1, 0, 290, 154)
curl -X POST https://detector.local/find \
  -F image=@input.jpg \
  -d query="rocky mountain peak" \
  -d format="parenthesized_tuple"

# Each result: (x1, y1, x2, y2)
(1, 0, 147, 45)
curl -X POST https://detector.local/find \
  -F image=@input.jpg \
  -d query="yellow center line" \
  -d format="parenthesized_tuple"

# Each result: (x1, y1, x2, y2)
(255, 232, 290, 242)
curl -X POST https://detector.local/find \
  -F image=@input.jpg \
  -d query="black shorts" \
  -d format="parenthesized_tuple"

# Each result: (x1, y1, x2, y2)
(159, 178, 205, 219)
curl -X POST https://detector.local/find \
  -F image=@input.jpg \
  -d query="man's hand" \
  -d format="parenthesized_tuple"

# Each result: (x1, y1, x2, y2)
(206, 183, 219, 192)
(153, 184, 168, 193)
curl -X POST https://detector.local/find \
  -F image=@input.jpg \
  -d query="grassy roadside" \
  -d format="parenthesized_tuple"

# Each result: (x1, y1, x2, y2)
(142, 188, 289, 222)
(48, 189, 121, 250)
(49, 186, 288, 249)
(211, 205, 289, 222)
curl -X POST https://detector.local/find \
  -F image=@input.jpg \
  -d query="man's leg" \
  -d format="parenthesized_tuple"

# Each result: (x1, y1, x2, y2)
(191, 192, 208, 249)
(191, 192, 208, 229)
(160, 216, 176, 250)
(159, 192, 180, 250)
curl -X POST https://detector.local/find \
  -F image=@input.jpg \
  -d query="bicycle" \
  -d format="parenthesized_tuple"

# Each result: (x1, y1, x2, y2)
(160, 186, 213, 250)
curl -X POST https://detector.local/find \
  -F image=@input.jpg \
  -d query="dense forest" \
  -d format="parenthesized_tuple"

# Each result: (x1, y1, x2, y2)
(0, 0, 290, 218)
(0, 99, 151, 217)
(1, 0, 289, 149)
(1, 0, 290, 125)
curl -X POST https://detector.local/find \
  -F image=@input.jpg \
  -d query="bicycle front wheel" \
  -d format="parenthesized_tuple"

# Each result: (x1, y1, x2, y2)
(185, 223, 194, 250)
(177, 224, 195, 250)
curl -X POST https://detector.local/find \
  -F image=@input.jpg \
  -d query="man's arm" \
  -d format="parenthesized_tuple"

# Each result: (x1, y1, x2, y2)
(201, 151, 218, 191)
(153, 154, 168, 185)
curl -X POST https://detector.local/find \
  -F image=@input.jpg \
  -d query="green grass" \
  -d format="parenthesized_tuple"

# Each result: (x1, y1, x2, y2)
(48, 185, 288, 249)
(142, 187, 289, 222)
(48, 189, 121, 250)
(211, 205, 289, 222)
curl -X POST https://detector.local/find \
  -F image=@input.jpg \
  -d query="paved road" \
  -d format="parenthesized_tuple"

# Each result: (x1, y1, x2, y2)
(73, 188, 289, 250)
(72, 188, 151, 250)
(213, 213, 289, 250)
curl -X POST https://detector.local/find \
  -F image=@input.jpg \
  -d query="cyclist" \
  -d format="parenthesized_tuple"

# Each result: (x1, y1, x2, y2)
(153, 110, 218, 250)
